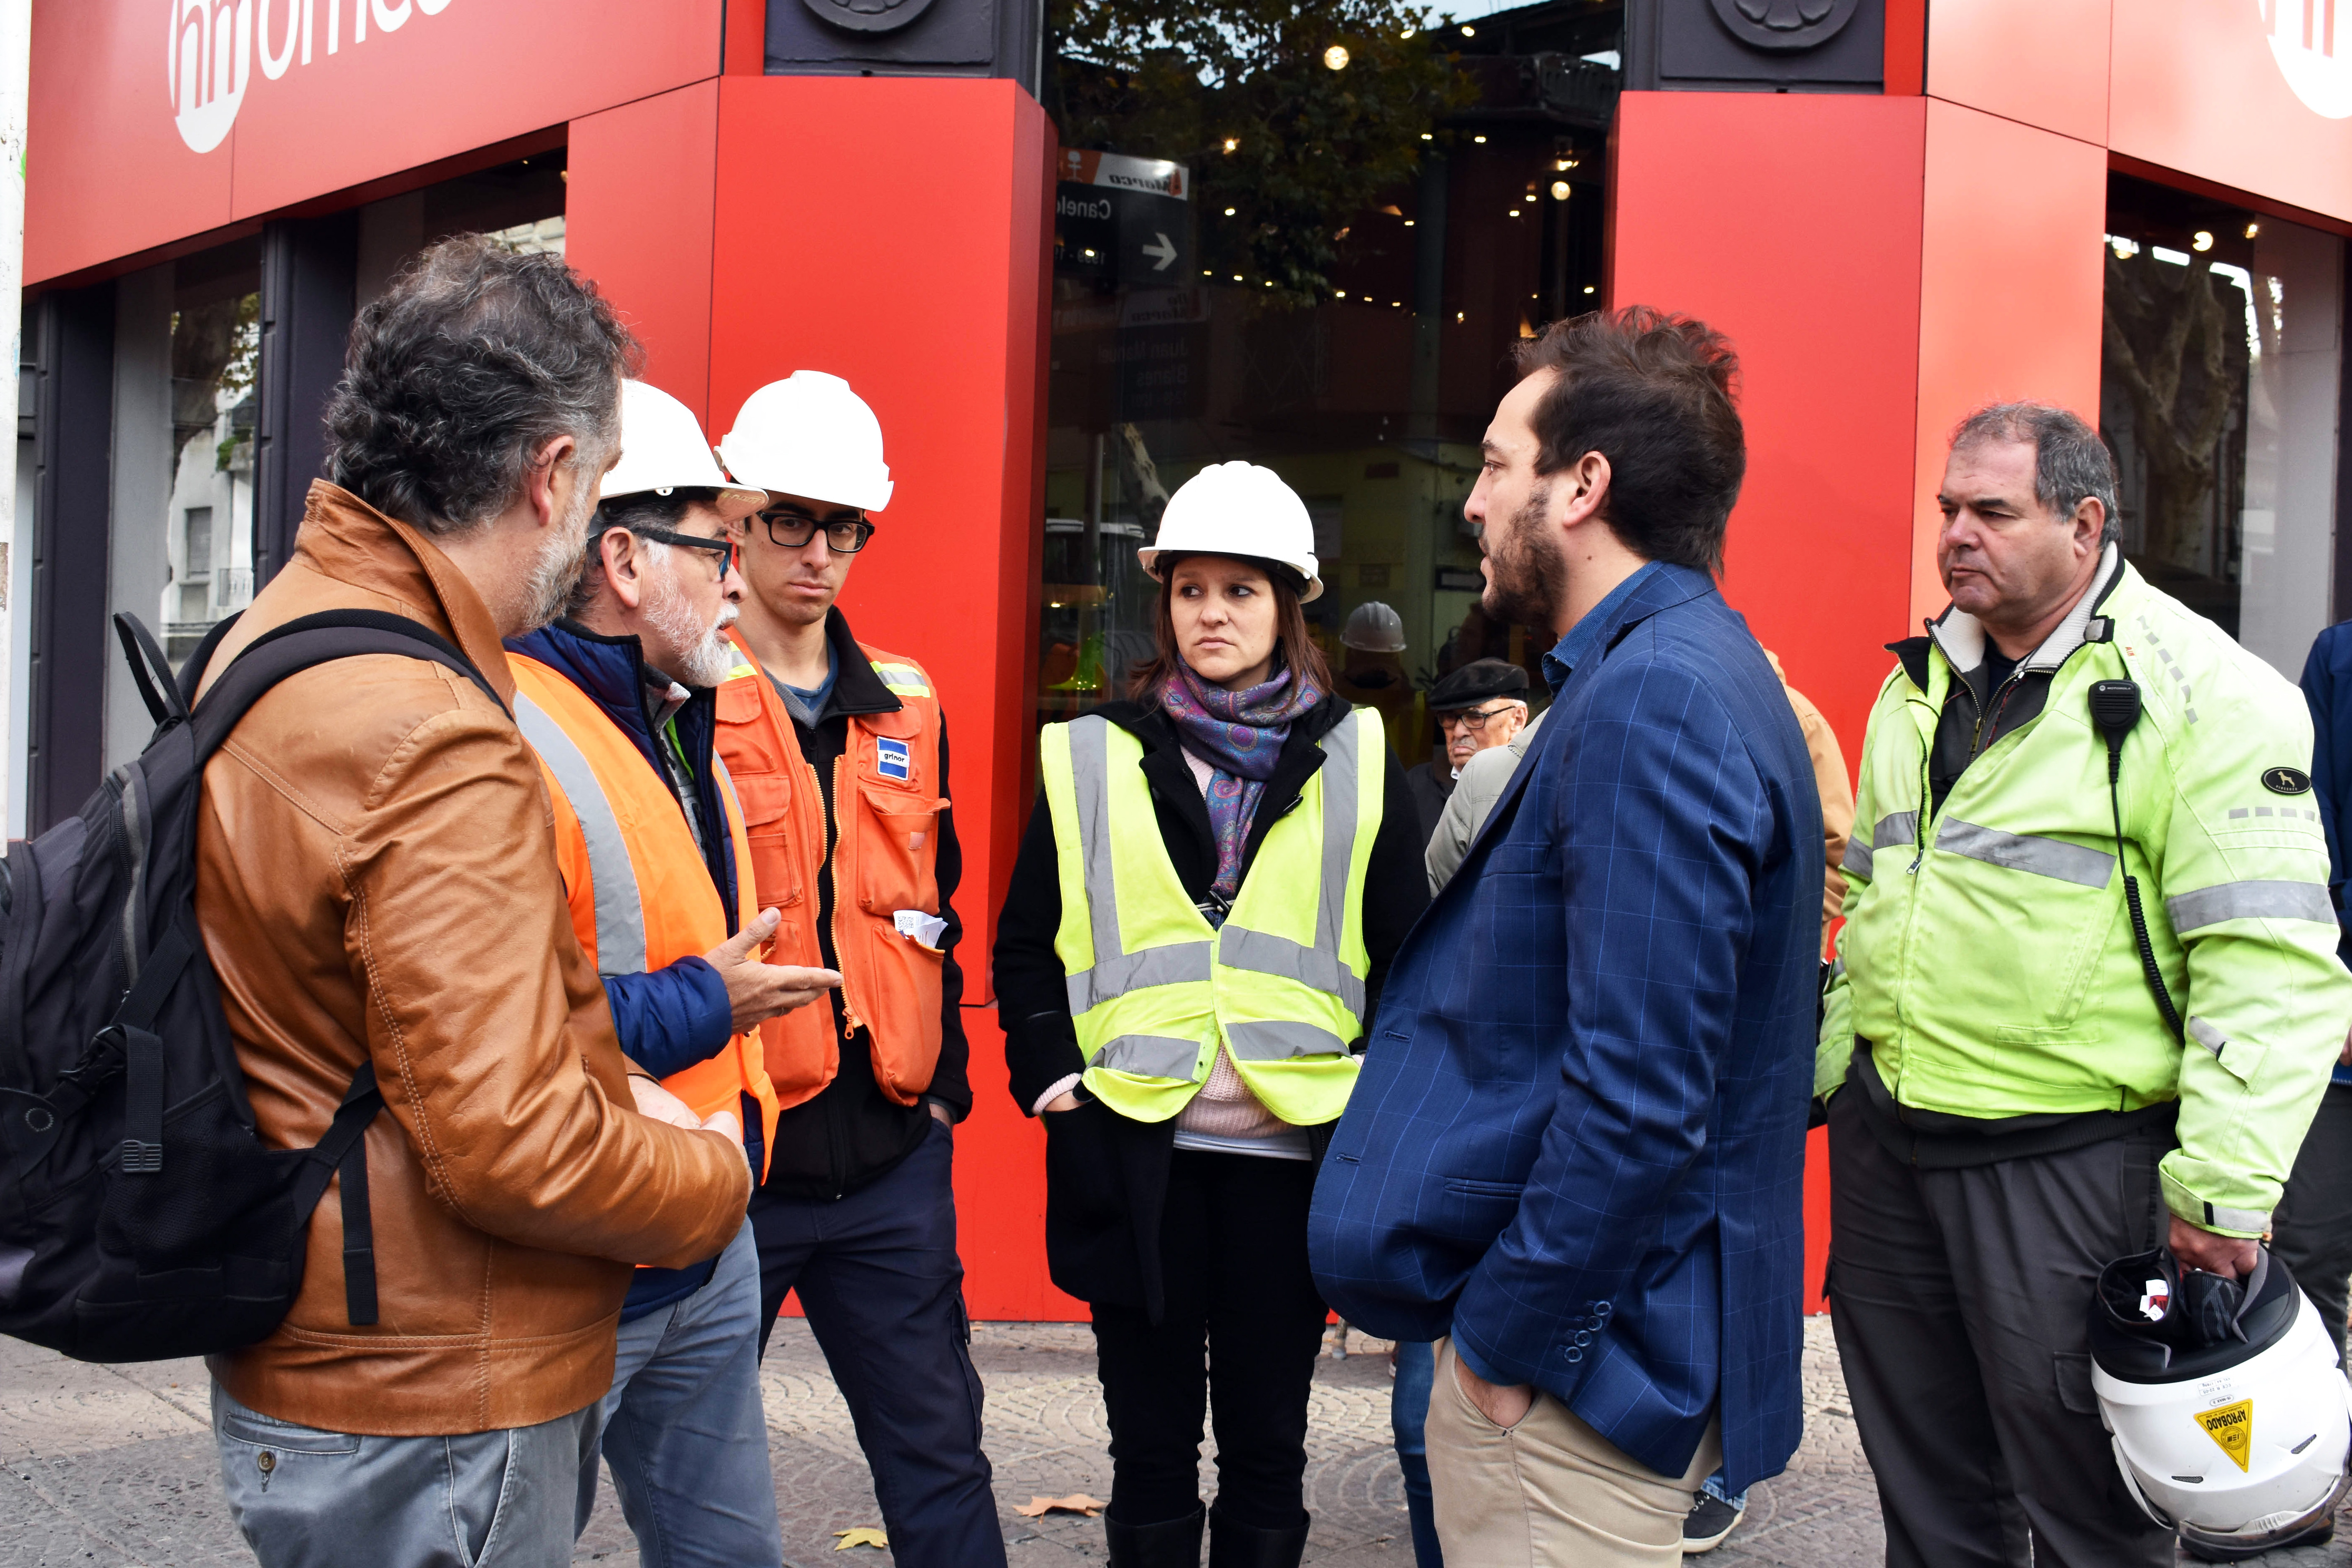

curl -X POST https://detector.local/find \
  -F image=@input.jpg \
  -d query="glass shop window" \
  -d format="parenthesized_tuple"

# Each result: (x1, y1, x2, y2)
(1038, 0, 1621, 766)
(2101, 173, 2344, 679)
(161, 244, 263, 670)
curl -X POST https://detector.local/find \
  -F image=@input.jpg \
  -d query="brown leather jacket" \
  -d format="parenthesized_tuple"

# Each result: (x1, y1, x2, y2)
(197, 483, 751, 1435)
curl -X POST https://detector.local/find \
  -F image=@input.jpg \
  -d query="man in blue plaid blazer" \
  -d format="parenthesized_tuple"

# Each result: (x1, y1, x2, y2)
(1310, 308, 1824, 1566)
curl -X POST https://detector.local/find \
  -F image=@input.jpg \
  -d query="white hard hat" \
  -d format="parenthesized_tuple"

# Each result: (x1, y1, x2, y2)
(2091, 1247, 2352, 1559)
(601, 381, 764, 522)
(718, 370, 893, 514)
(1138, 461, 1322, 603)
(1342, 601, 1406, 652)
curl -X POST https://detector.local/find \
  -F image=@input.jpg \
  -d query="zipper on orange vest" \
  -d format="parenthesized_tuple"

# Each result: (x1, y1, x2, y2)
(830, 750, 865, 1040)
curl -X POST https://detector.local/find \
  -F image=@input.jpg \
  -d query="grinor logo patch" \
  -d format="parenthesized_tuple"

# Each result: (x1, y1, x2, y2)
(2198, 1400, 2253, 1472)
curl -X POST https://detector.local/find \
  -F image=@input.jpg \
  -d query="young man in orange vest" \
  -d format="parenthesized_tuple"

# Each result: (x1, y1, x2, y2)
(508, 381, 842, 1567)
(712, 372, 1004, 1568)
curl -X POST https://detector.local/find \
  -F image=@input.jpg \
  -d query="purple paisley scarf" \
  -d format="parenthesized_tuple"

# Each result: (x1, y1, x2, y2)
(1160, 659, 1324, 902)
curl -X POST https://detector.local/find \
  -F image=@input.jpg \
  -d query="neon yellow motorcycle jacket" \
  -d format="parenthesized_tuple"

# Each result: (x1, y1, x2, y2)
(1821, 549, 2352, 1236)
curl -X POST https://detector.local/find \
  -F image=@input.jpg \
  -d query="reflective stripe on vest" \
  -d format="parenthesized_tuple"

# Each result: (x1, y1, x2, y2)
(514, 692, 647, 976)
(1043, 707, 1384, 1125)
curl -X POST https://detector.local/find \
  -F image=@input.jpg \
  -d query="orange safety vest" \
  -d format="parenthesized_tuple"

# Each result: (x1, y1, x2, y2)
(508, 653, 781, 1175)
(711, 628, 947, 1110)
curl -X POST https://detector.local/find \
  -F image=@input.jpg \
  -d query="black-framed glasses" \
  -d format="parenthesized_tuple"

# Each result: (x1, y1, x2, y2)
(758, 508, 876, 554)
(613, 524, 739, 580)
(1437, 701, 1524, 735)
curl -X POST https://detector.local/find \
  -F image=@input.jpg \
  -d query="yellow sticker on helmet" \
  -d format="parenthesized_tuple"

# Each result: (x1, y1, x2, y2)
(2197, 1399, 2253, 1472)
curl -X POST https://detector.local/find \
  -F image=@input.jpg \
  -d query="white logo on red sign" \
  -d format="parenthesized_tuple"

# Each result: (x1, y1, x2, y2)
(170, 0, 453, 154)
(2262, 0, 2352, 119)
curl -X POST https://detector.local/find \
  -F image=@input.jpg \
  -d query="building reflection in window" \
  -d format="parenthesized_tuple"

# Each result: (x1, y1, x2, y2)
(2101, 173, 2344, 678)
(1039, 0, 1621, 764)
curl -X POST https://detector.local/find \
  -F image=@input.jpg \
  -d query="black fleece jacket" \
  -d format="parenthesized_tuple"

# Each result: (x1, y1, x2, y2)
(991, 694, 1430, 1315)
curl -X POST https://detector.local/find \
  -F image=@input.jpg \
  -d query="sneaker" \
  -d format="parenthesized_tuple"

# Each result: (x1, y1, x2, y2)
(1682, 1493, 1744, 1554)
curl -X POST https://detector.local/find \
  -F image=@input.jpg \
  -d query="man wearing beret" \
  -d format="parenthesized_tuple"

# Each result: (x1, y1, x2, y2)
(1411, 658, 1530, 847)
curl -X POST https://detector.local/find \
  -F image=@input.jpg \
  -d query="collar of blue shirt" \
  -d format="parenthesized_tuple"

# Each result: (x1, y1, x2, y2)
(1539, 559, 1663, 697)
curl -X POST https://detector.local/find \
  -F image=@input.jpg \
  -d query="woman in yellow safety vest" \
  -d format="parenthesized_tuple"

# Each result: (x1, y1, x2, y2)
(993, 463, 1428, 1568)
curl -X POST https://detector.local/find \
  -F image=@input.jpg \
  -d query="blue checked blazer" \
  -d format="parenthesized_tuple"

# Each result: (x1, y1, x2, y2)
(1308, 563, 1823, 1492)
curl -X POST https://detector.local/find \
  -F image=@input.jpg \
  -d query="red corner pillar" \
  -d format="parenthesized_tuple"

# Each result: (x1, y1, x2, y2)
(566, 81, 725, 424)
(1610, 85, 2107, 1309)
(708, 76, 1064, 1318)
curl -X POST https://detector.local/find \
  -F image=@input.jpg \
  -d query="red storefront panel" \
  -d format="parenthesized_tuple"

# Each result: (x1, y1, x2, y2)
(1910, 101, 2108, 623)
(1925, 0, 2111, 147)
(1613, 91, 1928, 1309)
(2111, 0, 2352, 227)
(28, 0, 724, 284)
(568, 80, 723, 426)
(703, 76, 1067, 1318)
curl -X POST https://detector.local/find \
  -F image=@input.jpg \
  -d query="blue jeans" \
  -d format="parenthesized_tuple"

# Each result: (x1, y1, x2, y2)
(749, 1116, 1004, 1568)
(1392, 1340, 1444, 1567)
(1700, 1470, 1748, 1511)
(581, 1219, 780, 1567)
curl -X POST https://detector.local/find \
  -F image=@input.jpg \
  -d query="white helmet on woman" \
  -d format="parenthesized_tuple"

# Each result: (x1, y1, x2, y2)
(1137, 461, 1322, 602)
(2090, 1246, 2352, 1560)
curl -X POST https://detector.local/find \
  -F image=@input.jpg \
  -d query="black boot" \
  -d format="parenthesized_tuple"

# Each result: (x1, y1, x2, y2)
(1105, 1504, 1205, 1567)
(1206, 1503, 1310, 1568)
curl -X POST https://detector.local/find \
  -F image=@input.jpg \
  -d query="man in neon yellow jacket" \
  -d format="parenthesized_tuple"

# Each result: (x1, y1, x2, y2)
(1820, 402, 2352, 1567)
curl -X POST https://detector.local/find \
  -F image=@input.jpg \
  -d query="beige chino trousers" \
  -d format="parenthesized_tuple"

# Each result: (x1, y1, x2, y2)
(1425, 1337, 1721, 1566)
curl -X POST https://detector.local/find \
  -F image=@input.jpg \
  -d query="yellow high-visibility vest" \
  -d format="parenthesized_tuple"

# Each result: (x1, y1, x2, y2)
(1039, 708, 1385, 1125)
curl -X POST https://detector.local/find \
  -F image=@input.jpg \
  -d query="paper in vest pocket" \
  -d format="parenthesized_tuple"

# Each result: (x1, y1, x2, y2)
(895, 909, 949, 950)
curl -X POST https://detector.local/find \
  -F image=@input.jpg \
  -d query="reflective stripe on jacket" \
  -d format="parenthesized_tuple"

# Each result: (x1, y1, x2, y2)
(1039, 706, 1385, 1125)
(508, 653, 780, 1173)
(1821, 556, 2352, 1235)
(712, 630, 948, 1109)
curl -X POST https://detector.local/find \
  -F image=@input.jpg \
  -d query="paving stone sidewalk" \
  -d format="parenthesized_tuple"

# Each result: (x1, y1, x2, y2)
(1, 1315, 2345, 1566)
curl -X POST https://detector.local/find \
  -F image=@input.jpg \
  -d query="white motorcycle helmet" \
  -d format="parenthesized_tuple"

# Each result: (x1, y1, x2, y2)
(2090, 1245, 2352, 1561)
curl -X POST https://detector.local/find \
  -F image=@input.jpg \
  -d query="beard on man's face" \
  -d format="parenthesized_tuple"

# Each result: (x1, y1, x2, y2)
(1479, 481, 1564, 631)
(642, 552, 742, 689)
(518, 478, 600, 634)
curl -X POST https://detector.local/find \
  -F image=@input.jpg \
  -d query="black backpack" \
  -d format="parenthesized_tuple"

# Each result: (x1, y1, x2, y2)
(0, 607, 501, 1361)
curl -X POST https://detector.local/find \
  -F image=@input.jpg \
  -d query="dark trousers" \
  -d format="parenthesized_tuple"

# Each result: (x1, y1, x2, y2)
(2273, 1080, 2352, 1362)
(1090, 1149, 1331, 1531)
(748, 1118, 1004, 1568)
(1824, 1088, 2174, 1568)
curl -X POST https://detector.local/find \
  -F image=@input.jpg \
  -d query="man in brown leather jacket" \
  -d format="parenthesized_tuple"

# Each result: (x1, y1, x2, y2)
(195, 238, 753, 1568)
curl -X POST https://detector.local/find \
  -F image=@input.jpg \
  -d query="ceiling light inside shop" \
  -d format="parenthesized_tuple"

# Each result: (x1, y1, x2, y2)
(1457, 311, 1465, 321)
(1337, 290, 1347, 297)
(1223, 138, 1239, 153)
(1224, 207, 1236, 215)
(1421, 132, 1433, 141)
(1325, 45, 1350, 70)
(1509, 209, 1521, 217)
(2192, 230, 2215, 251)
(2152, 245, 2191, 266)
(1551, 181, 1572, 199)
(1583, 285, 1596, 294)
(2246, 222, 2262, 238)
(2107, 234, 2140, 259)
(1472, 134, 1488, 144)
(1403, 219, 1415, 226)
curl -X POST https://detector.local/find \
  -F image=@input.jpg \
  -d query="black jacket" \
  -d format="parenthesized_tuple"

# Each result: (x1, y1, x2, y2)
(1407, 756, 1455, 850)
(992, 694, 1429, 1319)
(756, 609, 971, 1201)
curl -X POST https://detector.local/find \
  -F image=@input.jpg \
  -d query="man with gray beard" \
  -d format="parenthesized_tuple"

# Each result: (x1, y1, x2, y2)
(193, 239, 755, 1568)
(504, 379, 844, 1568)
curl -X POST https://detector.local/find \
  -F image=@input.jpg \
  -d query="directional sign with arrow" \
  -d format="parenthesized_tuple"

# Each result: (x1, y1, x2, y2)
(1055, 150, 1192, 288)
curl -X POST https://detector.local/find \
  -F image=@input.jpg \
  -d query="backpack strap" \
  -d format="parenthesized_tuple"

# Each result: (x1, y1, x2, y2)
(176, 608, 487, 1330)
(286, 1064, 385, 1328)
(190, 609, 505, 766)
